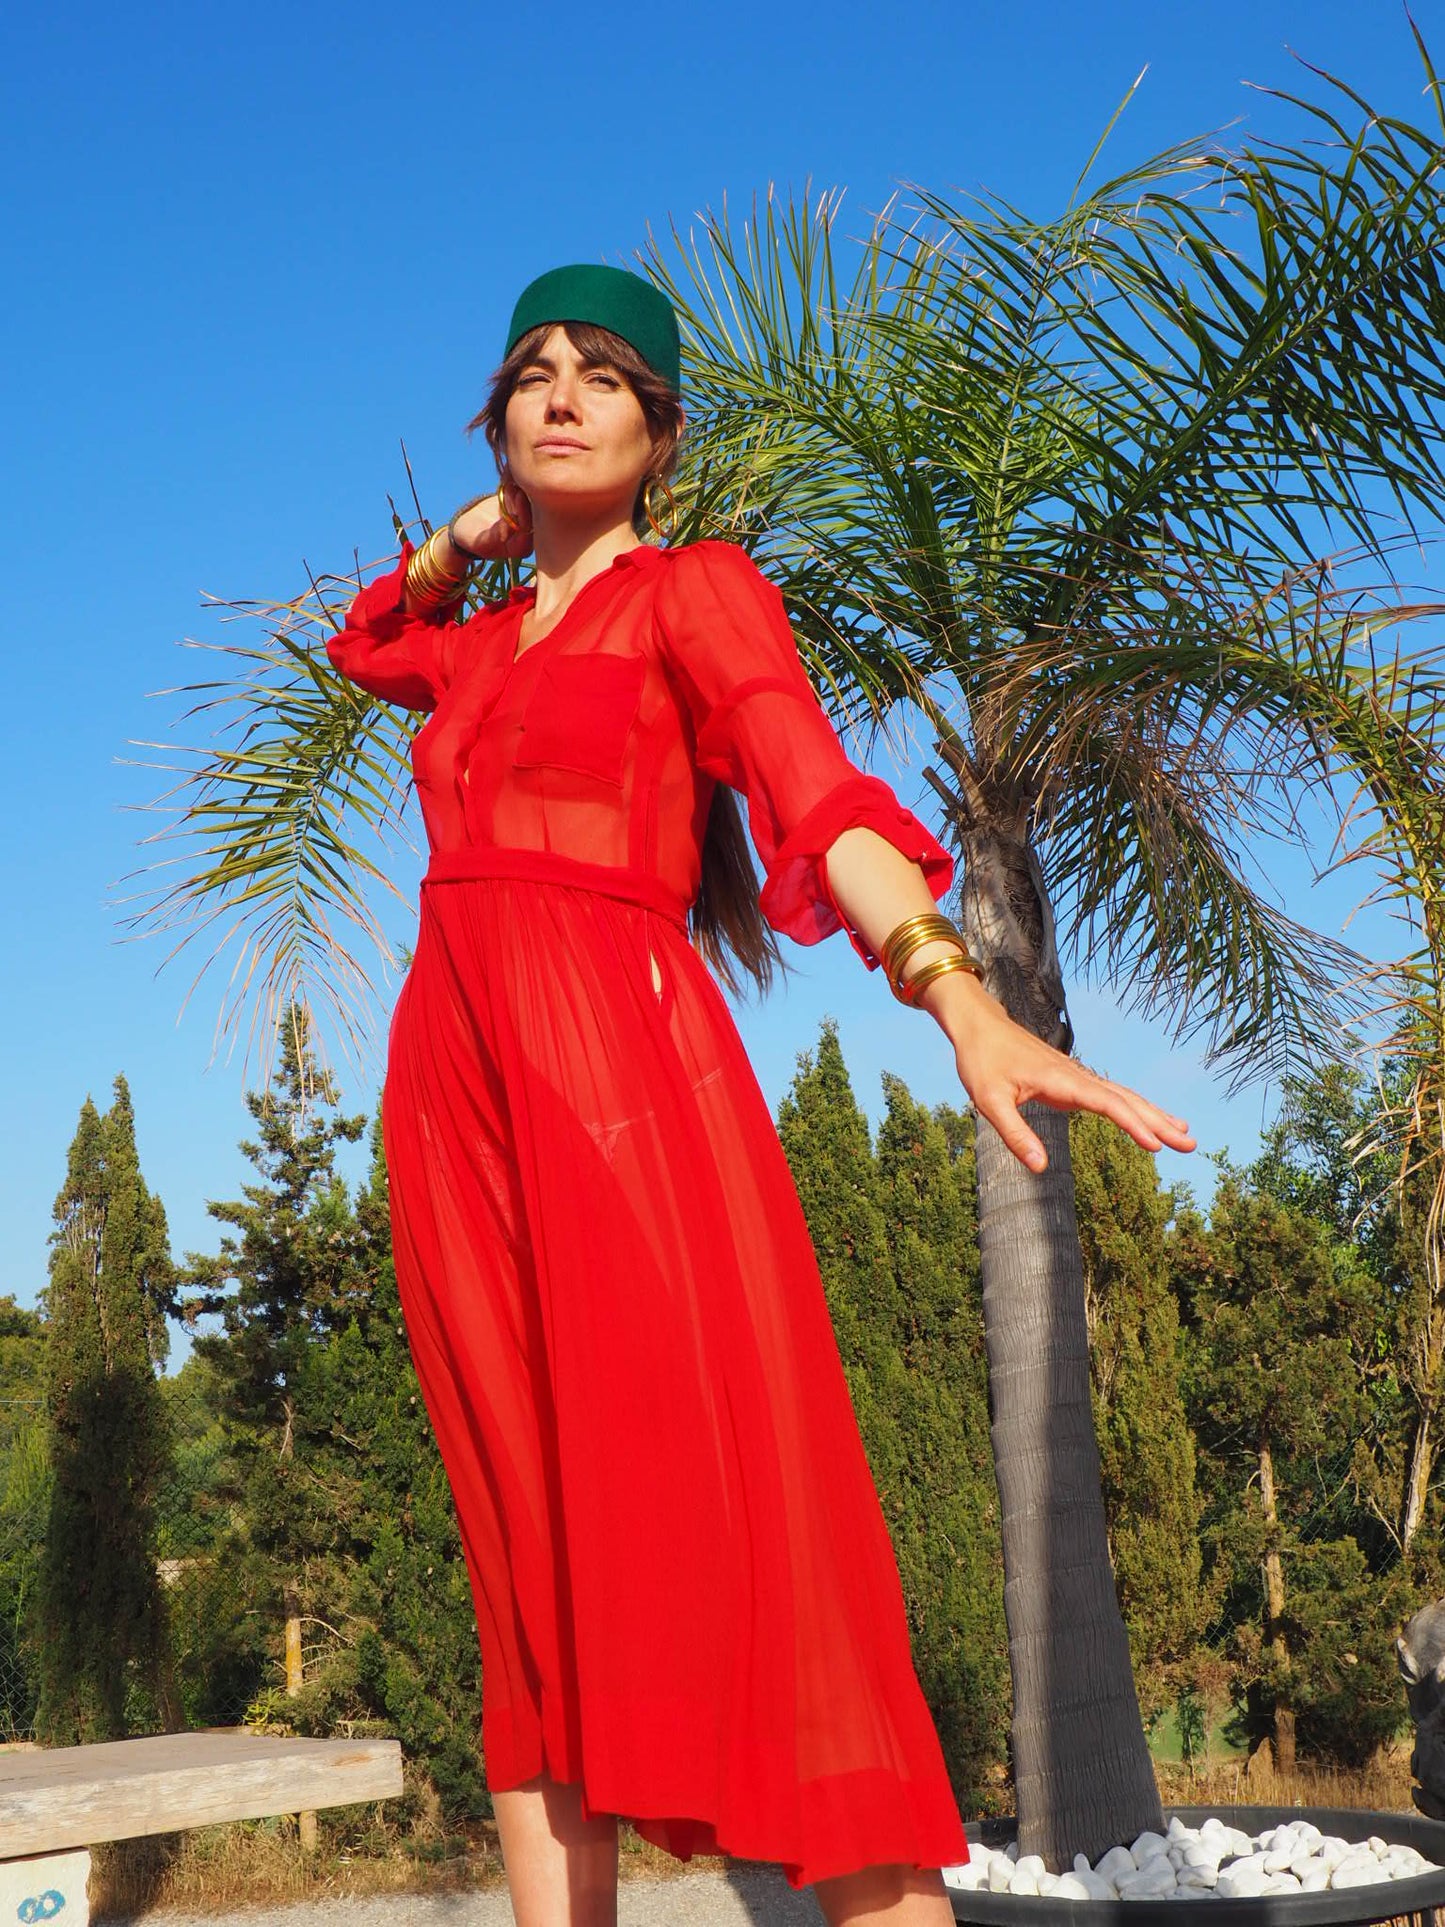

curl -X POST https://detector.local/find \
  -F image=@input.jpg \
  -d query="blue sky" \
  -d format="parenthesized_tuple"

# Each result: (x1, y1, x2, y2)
(3, 0, 1438, 1357)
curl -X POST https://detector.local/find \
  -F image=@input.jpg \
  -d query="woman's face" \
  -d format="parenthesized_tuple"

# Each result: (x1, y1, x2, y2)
(502, 325, 659, 529)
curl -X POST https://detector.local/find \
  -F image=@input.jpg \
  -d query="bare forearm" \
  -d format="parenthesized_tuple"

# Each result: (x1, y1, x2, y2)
(824, 825, 1195, 1173)
(823, 824, 992, 1032)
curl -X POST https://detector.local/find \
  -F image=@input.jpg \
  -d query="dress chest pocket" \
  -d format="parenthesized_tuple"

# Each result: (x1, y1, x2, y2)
(514, 651, 648, 787)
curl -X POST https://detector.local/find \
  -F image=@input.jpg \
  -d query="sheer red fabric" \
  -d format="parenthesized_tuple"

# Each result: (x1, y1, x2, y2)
(327, 535, 969, 1888)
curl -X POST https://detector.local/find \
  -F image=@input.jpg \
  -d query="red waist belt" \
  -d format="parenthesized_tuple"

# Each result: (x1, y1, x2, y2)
(423, 846, 692, 934)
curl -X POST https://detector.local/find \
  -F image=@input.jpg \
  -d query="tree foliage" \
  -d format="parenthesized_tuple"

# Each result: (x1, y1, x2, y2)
(36, 1078, 178, 1744)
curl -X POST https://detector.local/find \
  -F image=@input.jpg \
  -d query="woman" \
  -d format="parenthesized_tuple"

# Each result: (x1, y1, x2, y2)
(328, 262, 1194, 1927)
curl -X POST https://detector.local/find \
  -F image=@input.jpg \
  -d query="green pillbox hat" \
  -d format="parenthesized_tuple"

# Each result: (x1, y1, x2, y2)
(504, 263, 681, 396)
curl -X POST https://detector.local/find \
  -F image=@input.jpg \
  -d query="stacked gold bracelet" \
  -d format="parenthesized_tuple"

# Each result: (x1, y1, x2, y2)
(405, 526, 476, 614)
(880, 912, 985, 1008)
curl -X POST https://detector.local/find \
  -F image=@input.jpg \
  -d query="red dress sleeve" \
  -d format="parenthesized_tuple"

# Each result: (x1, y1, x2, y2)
(655, 539, 955, 970)
(325, 537, 465, 713)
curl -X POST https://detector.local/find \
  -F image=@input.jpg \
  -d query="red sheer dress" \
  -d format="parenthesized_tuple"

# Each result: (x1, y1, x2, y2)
(327, 534, 970, 1888)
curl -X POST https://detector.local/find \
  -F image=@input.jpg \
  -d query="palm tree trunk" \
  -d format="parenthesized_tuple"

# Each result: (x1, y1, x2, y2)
(1258, 1437, 1294, 1774)
(1402, 1409, 1435, 1556)
(956, 798, 1162, 1866)
(975, 1106, 1163, 1866)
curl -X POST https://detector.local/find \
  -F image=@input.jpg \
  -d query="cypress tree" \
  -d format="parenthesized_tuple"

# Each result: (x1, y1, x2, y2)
(776, 1017, 899, 1397)
(875, 1078, 1010, 1806)
(777, 1022, 1008, 1807)
(36, 1078, 178, 1743)
(1069, 1110, 1204, 1717)
(775, 1018, 915, 1610)
(0, 1297, 47, 1739)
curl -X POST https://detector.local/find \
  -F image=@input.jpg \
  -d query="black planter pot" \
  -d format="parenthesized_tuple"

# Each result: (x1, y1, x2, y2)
(950, 1807, 1445, 1926)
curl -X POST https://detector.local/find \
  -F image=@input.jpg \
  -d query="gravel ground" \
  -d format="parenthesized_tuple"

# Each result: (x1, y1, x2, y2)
(101, 1868, 828, 1926)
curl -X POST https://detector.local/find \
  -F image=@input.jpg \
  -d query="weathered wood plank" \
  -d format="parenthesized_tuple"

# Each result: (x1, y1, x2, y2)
(0, 1732, 403, 1858)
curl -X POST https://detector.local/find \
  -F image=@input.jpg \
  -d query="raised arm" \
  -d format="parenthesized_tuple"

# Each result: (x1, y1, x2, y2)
(325, 536, 463, 712)
(327, 488, 531, 710)
(655, 540, 1194, 1172)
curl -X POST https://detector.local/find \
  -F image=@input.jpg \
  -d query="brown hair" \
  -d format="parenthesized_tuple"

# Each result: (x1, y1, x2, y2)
(467, 319, 789, 1003)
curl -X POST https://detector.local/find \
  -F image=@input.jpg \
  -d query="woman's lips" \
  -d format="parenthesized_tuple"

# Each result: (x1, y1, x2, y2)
(536, 441, 587, 452)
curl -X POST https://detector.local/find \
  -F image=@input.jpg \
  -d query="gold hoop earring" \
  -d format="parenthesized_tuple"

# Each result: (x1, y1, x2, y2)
(642, 473, 678, 544)
(495, 464, 522, 531)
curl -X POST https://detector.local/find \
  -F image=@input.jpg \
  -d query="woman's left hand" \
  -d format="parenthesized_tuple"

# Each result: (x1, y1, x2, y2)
(930, 972, 1197, 1173)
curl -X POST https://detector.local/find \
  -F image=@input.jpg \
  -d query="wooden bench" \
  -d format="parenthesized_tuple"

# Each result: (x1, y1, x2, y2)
(0, 1731, 403, 1927)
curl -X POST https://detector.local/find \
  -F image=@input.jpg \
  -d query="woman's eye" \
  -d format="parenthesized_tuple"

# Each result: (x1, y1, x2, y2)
(515, 369, 619, 390)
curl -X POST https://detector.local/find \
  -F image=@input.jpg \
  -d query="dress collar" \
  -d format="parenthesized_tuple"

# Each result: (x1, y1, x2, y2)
(505, 542, 666, 604)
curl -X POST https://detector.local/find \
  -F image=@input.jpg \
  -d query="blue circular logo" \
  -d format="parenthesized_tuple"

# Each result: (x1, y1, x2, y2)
(18, 1891, 66, 1922)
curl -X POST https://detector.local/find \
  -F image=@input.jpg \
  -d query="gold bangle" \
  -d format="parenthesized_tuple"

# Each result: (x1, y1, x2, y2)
(896, 950, 984, 1007)
(879, 910, 985, 1005)
(880, 911, 963, 982)
(405, 529, 470, 610)
(881, 913, 972, 996)
(405, 533, 443, 591)
(421, 527, 465, 584)
(404, 569, 453, 612)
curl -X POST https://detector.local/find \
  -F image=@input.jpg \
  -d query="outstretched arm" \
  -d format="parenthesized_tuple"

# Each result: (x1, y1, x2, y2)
(823, 825, 1196, 1174)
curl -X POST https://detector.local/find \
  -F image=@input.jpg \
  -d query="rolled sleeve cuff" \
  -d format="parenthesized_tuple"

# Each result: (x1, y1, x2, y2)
(757, 774, 955, 969)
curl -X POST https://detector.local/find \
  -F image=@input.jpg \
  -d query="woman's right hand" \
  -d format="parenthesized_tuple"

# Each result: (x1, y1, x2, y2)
(448, 484, 533, 564)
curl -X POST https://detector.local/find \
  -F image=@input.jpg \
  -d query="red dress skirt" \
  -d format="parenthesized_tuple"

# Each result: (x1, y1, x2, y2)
(327, 535, 970, 1888)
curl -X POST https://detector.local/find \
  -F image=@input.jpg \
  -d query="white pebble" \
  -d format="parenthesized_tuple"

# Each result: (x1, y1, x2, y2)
(1177, 1868, 1217, 1891)
(1332, 1862, 1387, 1889)
(942, 1861, 983, 1891)
(1120, 1863, 1179, 1898)
(1390, 1846, 1432, 1875)
(1036, 1814, 1445, 1902)
(1097, 1845, 1137, 1883)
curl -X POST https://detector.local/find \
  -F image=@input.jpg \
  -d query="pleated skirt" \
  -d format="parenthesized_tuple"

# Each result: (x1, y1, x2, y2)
(380, 844, 969, 1889)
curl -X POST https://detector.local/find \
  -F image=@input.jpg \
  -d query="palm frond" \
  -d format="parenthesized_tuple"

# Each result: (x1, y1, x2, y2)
(115, 544, 451, 1083)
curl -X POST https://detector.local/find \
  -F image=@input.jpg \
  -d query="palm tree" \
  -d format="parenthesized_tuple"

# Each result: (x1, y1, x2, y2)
(120, 34, 1445, 1869)
(630, 38, 1445, 1864)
